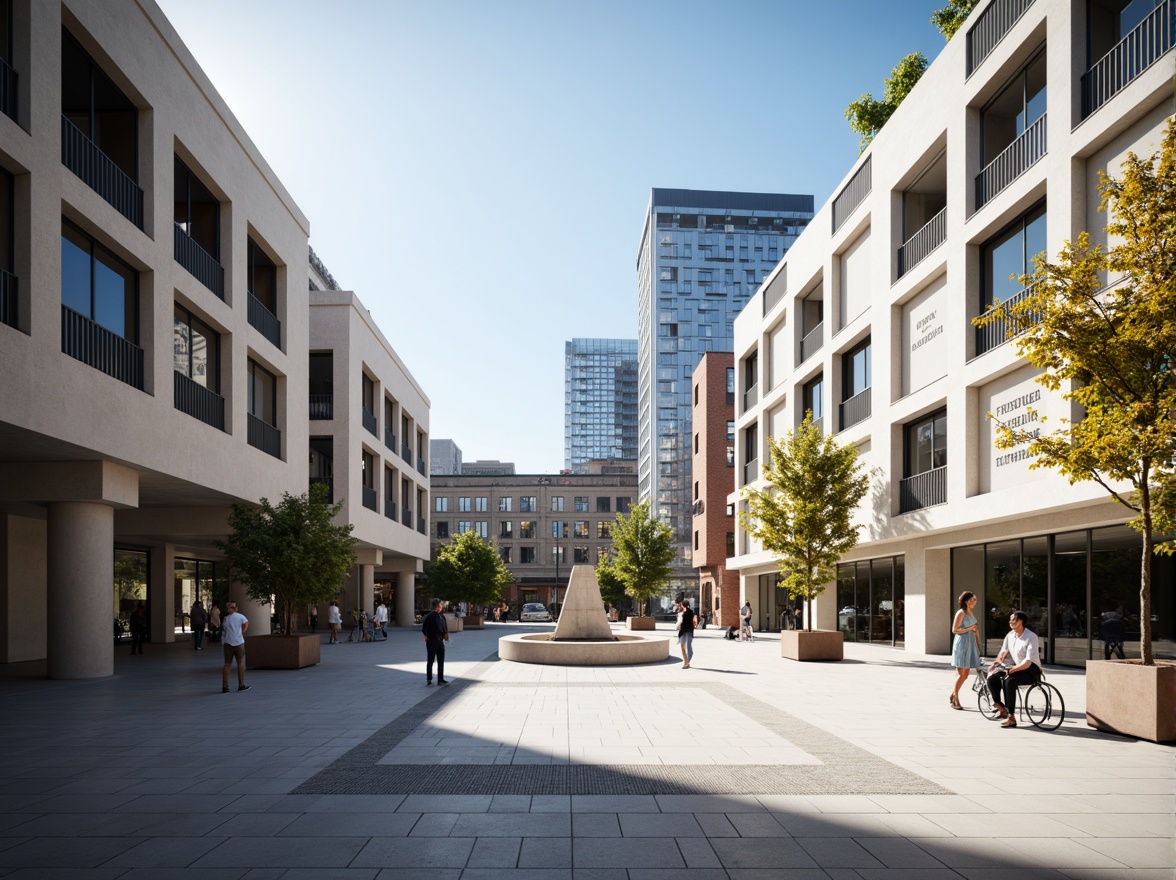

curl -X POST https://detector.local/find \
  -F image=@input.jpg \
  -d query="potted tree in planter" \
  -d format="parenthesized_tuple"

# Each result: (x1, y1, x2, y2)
(974, 120, 1176, 742)
(596, 500, 675, 631)
(215, 483, 356, 669)
(740, 414, 870, 661)
(425, 531, 513, 631)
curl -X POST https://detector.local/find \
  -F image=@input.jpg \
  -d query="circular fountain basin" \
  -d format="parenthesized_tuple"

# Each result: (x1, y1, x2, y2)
(498, 632, 670, 666)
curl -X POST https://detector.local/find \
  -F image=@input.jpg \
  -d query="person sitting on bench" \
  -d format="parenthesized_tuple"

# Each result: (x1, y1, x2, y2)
(986, 610, 1042, 729)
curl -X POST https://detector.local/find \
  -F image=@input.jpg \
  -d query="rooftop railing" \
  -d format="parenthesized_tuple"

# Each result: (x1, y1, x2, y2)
(897, 207, 946, 277)
(1081, 0, 1174, 119)
(61, 115, 143, 229)
(174, 223, 224, 299)
(975, 113, 1046, 209)
(900, 465, 947, 513)
(61, 305, 143, 389)
(966, 0, 1036, 76)
(174, 370, 224, 431)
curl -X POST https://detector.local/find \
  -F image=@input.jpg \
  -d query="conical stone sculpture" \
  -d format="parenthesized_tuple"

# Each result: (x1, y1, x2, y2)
(552, 565, 615, 641)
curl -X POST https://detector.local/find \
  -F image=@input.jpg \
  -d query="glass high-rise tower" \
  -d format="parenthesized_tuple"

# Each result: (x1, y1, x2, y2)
(564, 338, 638, 472)
(637, 189, 814, 588)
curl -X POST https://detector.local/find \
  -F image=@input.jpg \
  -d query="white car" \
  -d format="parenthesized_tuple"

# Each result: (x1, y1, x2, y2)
(520, 603, 553, 622)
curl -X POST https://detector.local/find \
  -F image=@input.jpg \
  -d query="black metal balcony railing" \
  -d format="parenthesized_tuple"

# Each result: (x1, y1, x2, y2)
(384, 498, 397, 521)
(762, 268, 786, 316)
(402, 508, 412, 528)
(742, 457, 759, 487)
(0, 267, 16, 330)
(61, 115, 143, 229)
(174, 223, 224, 299)
(799, 322, 824, 364)
(246, 412, 281, 458)
(402, 443, 412, 466)
(0, 56, 17, 123)
(309, 476, 333, 504)
(811, 416, 824, 436)
(362, 407, 377, 436)
(247, 292, 281, 349)
(173, 370, 224, 430)
(416, 456, 427, 475)
(742, 383, 758, 414)
(900, 465, 948, 513)
(897, 207, 947, 277)
(61, 305, 143, 389)
(975, 114, 1046, 209)
(974, 285, 1042, 356)
(832, 156, 871, 233)
(966, 0, 1035, 76)
(839, 387, 872, 431)
(309, 393, 333, 420)
(418, 516, 426, 535)
(1081, 1, 1174, 119)
(384, 428, 396, 452)
(362, 485, 377, 512)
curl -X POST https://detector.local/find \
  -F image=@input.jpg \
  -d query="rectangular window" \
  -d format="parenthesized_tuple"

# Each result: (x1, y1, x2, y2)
(981, 203, 1047, 308)
(499, 546, 512, 564)
(435, 521, 449, 539)
(458, 496, 471, 512)
(520, 546, 535, 564)
(552, 546, 566, 564)
(617, 497, 631, 514)
(61, 30, 139, 190)
(551, 496, 564, 512)
(905, 409, 948, 477)
(247, 236, 277, 314)
(574, 496, 589, 512)
(436, 497, 448, 513)
(597, 521, 611, 539)
(552, 521, 568, 539)
(573, 547, 590, 563)
(521, 496, 537, 513)
(173, 305, 219, 391)
(519, 520, 535, 539)
(726, 420, 736, 466)
(803, 375, 824, 422)
(596, 497, 611, 513)
(474, 521, 488, 538)
(61, 221, 137, 342)
(981, 51, 1047, 165)
(574, 521, 588, 538)
(246, 359, 276, 424)
(173, 156, 219, 260)
(498, 497, 513, 512)
(842, 339, 871, 399)
(475, 496, 488, 512)
(457, 521, 472, 534)
(499, 521, 513, 539)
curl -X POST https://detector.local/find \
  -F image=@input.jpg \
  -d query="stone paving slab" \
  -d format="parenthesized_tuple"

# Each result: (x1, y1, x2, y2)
(0, 622, 1172, 878)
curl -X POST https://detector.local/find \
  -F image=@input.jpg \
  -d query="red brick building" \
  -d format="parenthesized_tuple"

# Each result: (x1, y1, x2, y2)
(691, 353, 740, 629)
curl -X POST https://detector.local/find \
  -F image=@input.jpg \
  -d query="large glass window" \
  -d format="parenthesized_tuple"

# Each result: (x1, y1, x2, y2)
(837, 556, 904, 645)
(173, 156, 218, 258)
(905, 409, 947, 476)
(247, 236, 277, 313)
(499, 497, 512, 512)
(1054, 531, 1088, 665)
(113, 548, 148, 631)
(981, 50, 1047, 164)
(246, 358, 276, 424)
(174, 305, 218, 391)
(61, 221, 137, 341)
(803, 375, 824, 423)
(520, 520, 535, 539)
(982, 203, 1047, 308)
(842, 338, 871, 400)
(61, 30, 137, 180)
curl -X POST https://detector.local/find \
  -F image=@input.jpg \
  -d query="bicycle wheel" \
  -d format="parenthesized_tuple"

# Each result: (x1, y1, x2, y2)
(1032, 683, 1065, 730)
(975, 675, 999, 719)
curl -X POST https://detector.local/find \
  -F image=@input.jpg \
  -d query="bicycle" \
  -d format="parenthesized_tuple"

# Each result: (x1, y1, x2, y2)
(972, 663, 1065, 730)
(740, 622, 754, 642)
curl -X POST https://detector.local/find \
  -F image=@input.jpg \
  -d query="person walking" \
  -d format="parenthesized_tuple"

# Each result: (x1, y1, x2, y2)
(740, 601, 753, 641)
(190, 600, 208, 651)
(128, 602, 148, 655)
(675, 593, 696, 668)
(421, 597, 449, 686)
(208, 601, 222, 643)
(309, 604, 319, 634)
(374, 598, 389, 639)
(221, 601, 250, 693)
(949, 591, 981, 709)
(327, 600, 342, 644)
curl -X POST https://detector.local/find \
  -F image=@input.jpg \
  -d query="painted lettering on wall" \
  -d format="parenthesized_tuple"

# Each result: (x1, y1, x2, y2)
(911, 310, 943, 351)
(992, 389, 1041, 468)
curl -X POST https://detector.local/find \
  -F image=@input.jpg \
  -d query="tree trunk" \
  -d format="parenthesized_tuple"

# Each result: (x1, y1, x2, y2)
(1140, 480, 1154, 666)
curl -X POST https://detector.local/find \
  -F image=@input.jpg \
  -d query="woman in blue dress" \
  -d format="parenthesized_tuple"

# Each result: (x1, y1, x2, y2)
(950, 591, 981, 709)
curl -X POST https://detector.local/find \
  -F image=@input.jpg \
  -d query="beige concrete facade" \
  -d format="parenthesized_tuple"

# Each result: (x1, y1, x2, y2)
(0, 0, 430, 674)
(729, 0, 1175, 660)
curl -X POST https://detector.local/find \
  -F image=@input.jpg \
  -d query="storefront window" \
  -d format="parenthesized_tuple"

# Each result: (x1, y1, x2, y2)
(174, 558, 226, 634)
(113, 548, 147, 636)
(1054, 530, 1088, 665)
(836, 556, 904, 645)
(984, 540, 1020, 655)
(1022, 535, 1049, 655)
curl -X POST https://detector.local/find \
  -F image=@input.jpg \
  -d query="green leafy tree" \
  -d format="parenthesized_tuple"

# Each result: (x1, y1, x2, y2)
(425, 530, 514, 610)
(973, 120, 1176, 665)
(931, 0, 979, 40)
(740, 414, 871, 631)
(594, 551, 628, 613)
(844, 51, 928, 154)
(214, 483, 357, 636)
(596, 500, 675, 617)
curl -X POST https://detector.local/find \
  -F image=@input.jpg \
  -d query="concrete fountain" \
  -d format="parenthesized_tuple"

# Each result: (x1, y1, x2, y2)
(498, 565, 670, 665)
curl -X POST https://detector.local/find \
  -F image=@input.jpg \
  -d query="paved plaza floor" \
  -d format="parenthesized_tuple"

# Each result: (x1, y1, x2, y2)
(0, 621, 1172, 879)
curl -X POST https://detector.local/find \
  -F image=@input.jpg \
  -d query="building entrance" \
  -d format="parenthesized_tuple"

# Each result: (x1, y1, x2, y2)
(174, 558, 228, 635)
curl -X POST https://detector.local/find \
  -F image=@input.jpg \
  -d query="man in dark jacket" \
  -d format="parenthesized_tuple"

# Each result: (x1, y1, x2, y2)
(190, 600, 208, 651)
(421, 597, 450, 686)
(675, 592, 695, 669)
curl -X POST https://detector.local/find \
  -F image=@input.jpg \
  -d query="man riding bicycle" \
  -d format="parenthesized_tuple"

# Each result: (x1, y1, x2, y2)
(986, 610, 1042, 729)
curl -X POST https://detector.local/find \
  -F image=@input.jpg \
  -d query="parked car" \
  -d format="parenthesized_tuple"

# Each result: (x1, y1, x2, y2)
(520, 603, 553, 622)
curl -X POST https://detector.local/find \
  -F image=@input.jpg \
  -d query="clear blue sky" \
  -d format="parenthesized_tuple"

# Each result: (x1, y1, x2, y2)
(155, 0, 947, 473)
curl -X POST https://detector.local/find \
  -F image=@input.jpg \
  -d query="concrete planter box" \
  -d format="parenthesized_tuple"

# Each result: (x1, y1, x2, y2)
(443, 613, 463, 633)
(1086, 659, 1176, 743)
(464, 614, 485, 629)
(626, 616, 656, 631)
(246, 634, 321, 669)
(781, 629, 843, 661)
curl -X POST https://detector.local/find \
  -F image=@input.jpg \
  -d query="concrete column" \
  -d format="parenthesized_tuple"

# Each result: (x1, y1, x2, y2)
(231, 580, 271, 636)
(395, 570, 415, 627)
(1, 514, 47, 663)
(148, 543, 176, 644)
(913, 547, 952, 655)
(359, 564, 374, 614)
(46, 501, 114, 679)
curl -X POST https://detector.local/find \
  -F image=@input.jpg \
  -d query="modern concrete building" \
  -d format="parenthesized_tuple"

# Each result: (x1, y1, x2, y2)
(429, 472, 637, 614)
(429, 439, 462, 476)
(309, 290, 430, 628)
(564, 338, 638, 472)
(690, 352, 741, 630)
(729, 0, 1174, 662)
(0, 0, 430, 677)
(636, 188, 814, 592)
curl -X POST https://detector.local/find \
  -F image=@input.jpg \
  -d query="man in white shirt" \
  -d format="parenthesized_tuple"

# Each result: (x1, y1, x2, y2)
(374, 599, 389, 639)
(220, 602, 250, 694)
(987, 610, 1041, 728)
